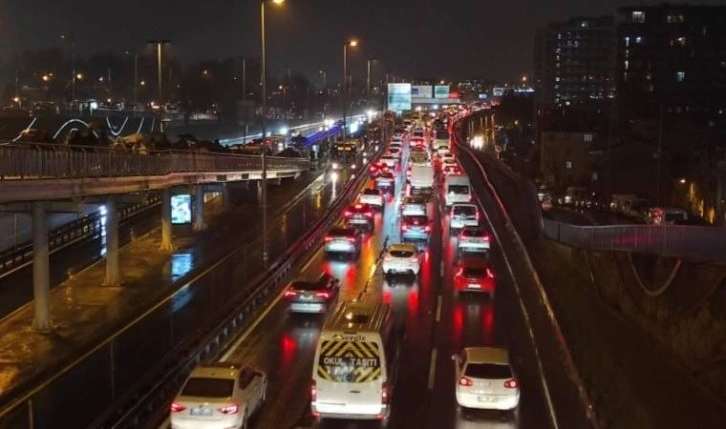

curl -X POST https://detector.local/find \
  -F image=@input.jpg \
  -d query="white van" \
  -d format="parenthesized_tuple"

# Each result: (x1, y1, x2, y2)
(445, 174, 472, 206)
(432, 130, 450, 155)
(312, 302, 396, 420)
(409, 165, 435, 190)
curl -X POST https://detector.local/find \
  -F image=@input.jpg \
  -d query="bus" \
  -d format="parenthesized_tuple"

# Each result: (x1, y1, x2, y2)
(311, 301, 400, 421)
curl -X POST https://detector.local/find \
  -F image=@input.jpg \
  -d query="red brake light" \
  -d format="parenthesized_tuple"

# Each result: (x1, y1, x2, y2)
(284, 289, 297, 298)
(324, 236, 333, 242)
(475, 211, 480, 220)
(382, 381, 390, 404)
(425, 225, 431, 232)
(315, 291, 330, 299)
(402, 224, 408, 231)
(346, 237, 356, 243)
(504, 378, 518, 389)
(365, 211, 373, 218)
(455, 267, 463, 276)
(458, 377, 473, 387)
(311, 381, 317, 401)
(487, 268, 495, 278)
(344, 210, 352, 217)
(170, 402, 186, 413)
(355, 204, 362, 209)
(483, 234, 490, 241)
(218, 404, 239, 414)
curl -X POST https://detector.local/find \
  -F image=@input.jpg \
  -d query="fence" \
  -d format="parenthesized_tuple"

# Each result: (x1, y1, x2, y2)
(0, 142, 309, 181)
(542, 218, 726, 262)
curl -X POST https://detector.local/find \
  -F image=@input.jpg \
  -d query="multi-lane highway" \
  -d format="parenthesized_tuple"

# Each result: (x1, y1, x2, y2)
(157, 132, 551, 429)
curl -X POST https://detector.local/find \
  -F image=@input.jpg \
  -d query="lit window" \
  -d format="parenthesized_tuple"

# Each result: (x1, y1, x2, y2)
(666, 14, 685, 24)
(584, 134, 593, 142)
(631, 11, 645, 23)
(565, 161, 573, 169)
(635, 36, 643, 44)
(676, 71, 685, 82)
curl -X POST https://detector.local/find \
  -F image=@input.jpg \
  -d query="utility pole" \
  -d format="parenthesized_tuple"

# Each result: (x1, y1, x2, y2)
(656, 104, 664, 205)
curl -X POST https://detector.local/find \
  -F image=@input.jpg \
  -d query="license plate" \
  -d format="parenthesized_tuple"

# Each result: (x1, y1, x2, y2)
(468, 284, 481, 289)
(477, 396, 492, 402)
(190, 407, 213, 416)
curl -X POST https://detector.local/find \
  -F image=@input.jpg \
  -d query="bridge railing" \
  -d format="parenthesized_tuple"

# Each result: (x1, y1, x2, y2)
(0, 142, 309, 180)
(542, 218, 726, 262)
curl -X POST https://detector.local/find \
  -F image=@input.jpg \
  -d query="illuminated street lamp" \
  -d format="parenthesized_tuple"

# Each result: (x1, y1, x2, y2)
(260, 0, 285, 267)
(75, 73, 83, 80)
(342, 39, 359, 138)
(41, 74, 50, 83)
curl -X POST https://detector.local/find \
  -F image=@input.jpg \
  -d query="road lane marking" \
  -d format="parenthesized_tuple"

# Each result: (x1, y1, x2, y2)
(440, 261, 445, 277)
(427, 348, 438, 390)
(300, 248, 321, 272)
(221, 283, 290, 361)
(435, 295, 442, 322)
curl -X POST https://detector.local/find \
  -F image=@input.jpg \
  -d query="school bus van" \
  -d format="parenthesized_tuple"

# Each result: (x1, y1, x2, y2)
(311, 301, 398, 420)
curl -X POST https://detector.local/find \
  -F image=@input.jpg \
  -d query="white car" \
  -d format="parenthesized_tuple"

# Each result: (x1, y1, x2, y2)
(382, 243, 420, 276)
(400, 196, 427, 217)
(458, 226, 491, 252)
(452, 347, 520, 411)
(450, 203, 479, 232)
(359, 188, 385, 208)
(171, 363, 267, 429)
(381, 155, 397, 168)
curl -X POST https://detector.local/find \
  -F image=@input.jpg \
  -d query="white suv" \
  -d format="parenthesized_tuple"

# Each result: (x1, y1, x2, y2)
(450, 203, 479, 232)
(382, 243, 421, 276)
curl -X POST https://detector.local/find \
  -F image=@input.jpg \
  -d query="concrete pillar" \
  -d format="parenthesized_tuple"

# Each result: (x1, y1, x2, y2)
(32, 202, 51, 332)
(222, 182, 231, 209)
(256, 180, 263, 202)
(193, 185, 207, 231)
(105, 196, 120, 286)
(160, 187, 174, 251)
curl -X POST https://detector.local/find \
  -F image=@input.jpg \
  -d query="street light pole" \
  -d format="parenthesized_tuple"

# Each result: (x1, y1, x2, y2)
(133, 53, 139, 107)
(242, 57, 248, 144)
(342, 40, 358, 139)
(157, 42, 163, 103)
(259, 0, 284, 267)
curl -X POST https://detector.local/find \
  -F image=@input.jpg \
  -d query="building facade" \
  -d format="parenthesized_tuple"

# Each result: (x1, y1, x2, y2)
(540, 131, 594, 187)
(617, 5, 726, 124)
(534, 16, 616, 111)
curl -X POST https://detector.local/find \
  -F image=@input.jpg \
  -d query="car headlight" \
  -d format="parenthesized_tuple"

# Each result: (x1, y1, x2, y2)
(332, 162, 339, 169)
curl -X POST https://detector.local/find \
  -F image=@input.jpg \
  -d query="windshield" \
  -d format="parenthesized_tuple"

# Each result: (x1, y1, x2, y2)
(462, 267, 487, 278)
(404, 216, 428, 225)
(448, 185, 470, 195)
(453, 206, 477, 217)
(435, 130, 449, 140)
(329, 227, 355, 237)
(390, 250, 414, 258)
(462, 228, 487, 237)
(465, 363, 512, 379)
(181, 377, 234, 398)
(290, 281, 324, 291)
(318, 340, 381, 383)
(363, 189, 380, 195)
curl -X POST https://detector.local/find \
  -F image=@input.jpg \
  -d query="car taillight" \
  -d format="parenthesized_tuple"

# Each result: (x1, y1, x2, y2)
(218, 403, 239, 414)
(455, 267, 463, 277)
(468, 195, 473, 201)
(458, 377, 473, 387)
(483, 234, 490, 241)
(487, 268, 495, 278)
(346, 237, 357, 242)
(284, 289, 297, 298)
(475, 212, 480, 220)
(425, 225, 431, 232)
(504, 378, 518, 389)
(364, 211, 373, 218)
(324, 236, 333, 242)
(316, 291, 330, 299)
(311, 381, 317, 401)
(382, 381, 390, 404)
(170, 402, 186, 413)
(344, 210, 352, 217)
(409, 256, 418, 263)
(402, 224, 408, 231)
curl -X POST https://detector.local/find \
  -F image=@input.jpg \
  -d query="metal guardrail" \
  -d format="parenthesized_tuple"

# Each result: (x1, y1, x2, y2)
(541, 218, 726, 262)
(0, 142, 309, 181)
(454, 118, 599, 429)
(0, 196, 161, 278)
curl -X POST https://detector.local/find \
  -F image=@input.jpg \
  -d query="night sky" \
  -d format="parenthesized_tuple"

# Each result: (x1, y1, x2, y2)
(0, 0, 721, 82)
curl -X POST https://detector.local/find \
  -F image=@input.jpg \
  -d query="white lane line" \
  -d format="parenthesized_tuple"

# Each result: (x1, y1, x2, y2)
(440, 261, 445, 277)
(221, 285, 288, 361)
(435, 295, 443, 322)
(427, 348, 438, 390)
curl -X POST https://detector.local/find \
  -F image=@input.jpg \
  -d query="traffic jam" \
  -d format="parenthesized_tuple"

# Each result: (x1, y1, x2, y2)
(166, 110, 522, 429)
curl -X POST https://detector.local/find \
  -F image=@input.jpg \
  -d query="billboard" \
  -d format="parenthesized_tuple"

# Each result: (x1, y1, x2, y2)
(492, 87, 505, 97)
(171, 194, 192, 225)
(434, 85, 450, 99)
(387, 83, 412, 111)
(411, 85, 433, 99)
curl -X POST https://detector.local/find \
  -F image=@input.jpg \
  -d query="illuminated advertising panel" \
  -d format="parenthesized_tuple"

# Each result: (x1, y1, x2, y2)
(434, 85, 450, 99)
(171, 194, 192, 225)
(411, 85, 433, 99)
(387, 83, 412, 111)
